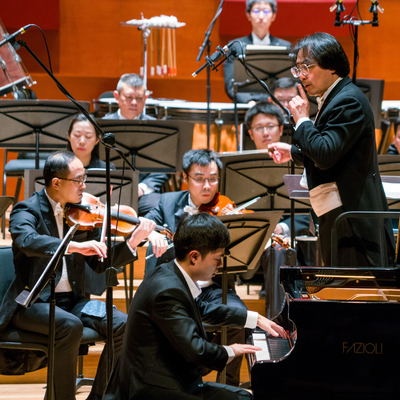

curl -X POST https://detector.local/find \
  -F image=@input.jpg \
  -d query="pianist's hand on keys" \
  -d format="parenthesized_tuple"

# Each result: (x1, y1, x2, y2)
(257, 315, 288, 338)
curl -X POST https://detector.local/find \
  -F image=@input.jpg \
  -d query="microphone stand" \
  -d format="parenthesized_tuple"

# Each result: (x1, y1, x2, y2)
(15, 224, 81, 400)
(196, 0, 224, 149)
(332, 0, 382, 83)
(16, 38, 137, 381)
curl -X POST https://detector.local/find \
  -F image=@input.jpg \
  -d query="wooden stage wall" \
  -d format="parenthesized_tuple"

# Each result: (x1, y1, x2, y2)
(0, 0, 399, 200)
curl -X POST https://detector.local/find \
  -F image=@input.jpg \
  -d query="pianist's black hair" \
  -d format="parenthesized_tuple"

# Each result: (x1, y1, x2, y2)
(174, 213, 230, 261)
(292, 32, 350, 78)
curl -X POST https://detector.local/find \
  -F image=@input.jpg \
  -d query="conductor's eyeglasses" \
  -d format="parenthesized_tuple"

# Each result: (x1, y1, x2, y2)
(291, 63, 315, 78)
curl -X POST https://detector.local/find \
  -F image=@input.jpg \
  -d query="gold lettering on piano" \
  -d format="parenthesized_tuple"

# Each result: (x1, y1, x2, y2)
(342, 342, 383, 354)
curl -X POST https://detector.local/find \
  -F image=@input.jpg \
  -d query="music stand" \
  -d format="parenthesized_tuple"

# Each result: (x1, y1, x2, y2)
(96, 119, 193, 173)
(15, 223, 80, 400)
(0, 100, 90, 167)
(233, 45, 292, 96)
(218, 150, 311, 214)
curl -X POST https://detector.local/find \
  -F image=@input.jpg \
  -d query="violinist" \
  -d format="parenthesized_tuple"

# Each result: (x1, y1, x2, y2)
(144, 148, 249, 387)
(1, 151, 156, 400)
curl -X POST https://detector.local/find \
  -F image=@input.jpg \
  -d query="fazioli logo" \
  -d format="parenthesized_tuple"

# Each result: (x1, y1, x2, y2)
(343, 342, 383, 354)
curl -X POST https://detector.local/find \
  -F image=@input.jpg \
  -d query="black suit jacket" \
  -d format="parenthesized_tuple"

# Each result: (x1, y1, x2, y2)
(291, 76, 395, 267)
(103, 261, 247, 399)
(0, 189, 137, 336)
(223, 34, 292, 103)
(144, 191, 190, 271)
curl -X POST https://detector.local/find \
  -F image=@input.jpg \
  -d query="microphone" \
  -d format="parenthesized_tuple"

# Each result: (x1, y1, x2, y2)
(370, 0, 384, 14)
(192, 42, 236, 77)
(0, 24, 33, 48)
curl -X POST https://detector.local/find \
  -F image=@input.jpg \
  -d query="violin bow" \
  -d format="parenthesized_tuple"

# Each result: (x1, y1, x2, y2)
(226, 196, 261, 215)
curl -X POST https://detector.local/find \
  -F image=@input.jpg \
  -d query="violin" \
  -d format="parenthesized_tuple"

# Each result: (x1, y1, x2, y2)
(65, 192, 172, 239)
(199, 193, 253, 216)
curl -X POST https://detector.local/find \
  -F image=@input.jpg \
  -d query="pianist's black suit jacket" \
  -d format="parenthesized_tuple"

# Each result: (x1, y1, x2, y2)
(291, 76, 395, 267)
(223, 34, 291, 103)
(103, 261, 247, 399)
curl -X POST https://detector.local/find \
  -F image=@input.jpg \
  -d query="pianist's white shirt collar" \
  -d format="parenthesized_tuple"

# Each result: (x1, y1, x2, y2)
(174, 259, 202, 299)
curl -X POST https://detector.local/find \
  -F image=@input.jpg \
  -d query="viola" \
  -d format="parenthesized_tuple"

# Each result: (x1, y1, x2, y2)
(65, 192, 172, 239)
(199, 192, 253, 216)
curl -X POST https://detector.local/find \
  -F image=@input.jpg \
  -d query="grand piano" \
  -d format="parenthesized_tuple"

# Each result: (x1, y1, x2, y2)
(247, 266, 400, 399)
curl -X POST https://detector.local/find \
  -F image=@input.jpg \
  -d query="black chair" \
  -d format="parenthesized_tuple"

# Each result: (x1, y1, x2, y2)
(0, 246, 105, 394)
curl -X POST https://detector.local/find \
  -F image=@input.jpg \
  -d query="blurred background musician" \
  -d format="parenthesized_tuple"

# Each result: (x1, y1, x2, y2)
(143, 149, 249, 387)
(67, 113, 115, 170)
(103, 73, 169, 216)
(386, 117, 400, 155)
(223, 0, 291, 104)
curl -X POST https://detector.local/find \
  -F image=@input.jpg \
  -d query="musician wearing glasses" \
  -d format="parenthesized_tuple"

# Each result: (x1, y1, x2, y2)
(104, 73, 169, 216)
(268, 32, 395, 268)
(143, 149, 250, 387)
(1, 151, 156, 400)
(223, 0, 291, 104)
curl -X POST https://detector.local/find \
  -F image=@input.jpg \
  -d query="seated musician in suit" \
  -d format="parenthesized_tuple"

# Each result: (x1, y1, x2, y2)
(103, 73, 169, 216)
(144, 148, 251, 387)
(0, 151, 156, 400)
(386, 116, 400, 155)
(67, 113, 115, 170)
(103, 212, 287, 400)
(223, 0, 291, 104)
(245, 101, 315, 314)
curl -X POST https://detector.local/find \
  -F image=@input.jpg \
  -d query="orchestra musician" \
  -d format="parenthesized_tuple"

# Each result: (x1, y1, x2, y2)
(386, 116, 400, 155)
(0, 151, 156, 400)
(103, 73, 170, 216)
(67, 113, 115, 170)
(144, 148, 250, 387)
(103, 212, 287, 400)
(268, 32, 395, 267)
(245, 101, 314, 316)
(223, 0, 291, 104)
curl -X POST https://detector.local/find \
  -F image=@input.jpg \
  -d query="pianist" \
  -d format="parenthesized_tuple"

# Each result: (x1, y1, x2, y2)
(268, 32, 395, 267)
(103, 213, 287, 400)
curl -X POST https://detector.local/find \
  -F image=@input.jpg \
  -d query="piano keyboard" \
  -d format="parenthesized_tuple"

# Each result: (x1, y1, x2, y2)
(252, 331, 293, 362)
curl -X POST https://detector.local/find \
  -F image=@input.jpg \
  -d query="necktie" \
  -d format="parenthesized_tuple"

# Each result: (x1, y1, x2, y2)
(183, 205, 199, 215)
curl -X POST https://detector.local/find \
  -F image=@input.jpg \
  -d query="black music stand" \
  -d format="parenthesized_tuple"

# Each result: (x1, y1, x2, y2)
(233, 46, 292, 96)
(217, 210, 282, 382)
(0, 100, 90, 167)
(15, 223, 80, 400)
(96, 119, 193, 173)
(218, 150, 310, 214)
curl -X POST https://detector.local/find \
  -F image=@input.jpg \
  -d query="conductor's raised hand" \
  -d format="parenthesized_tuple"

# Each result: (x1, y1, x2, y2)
(257, 315, 288, 338)
(267, 142, 292, 164)
(127, 217, 156, 249)
(288, 84, 310, 123)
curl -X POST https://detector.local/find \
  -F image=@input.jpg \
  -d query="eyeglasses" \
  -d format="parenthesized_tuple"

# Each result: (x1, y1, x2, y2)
(251, 8, 272, 15)
(188, 175, 219, 185)
(251, 125, 280, 133)
(291, 63, 315, 78)
(57, 174, 87, 185)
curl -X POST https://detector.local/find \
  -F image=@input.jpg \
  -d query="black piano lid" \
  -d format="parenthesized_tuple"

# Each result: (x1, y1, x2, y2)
(280, 266, 400, 290)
